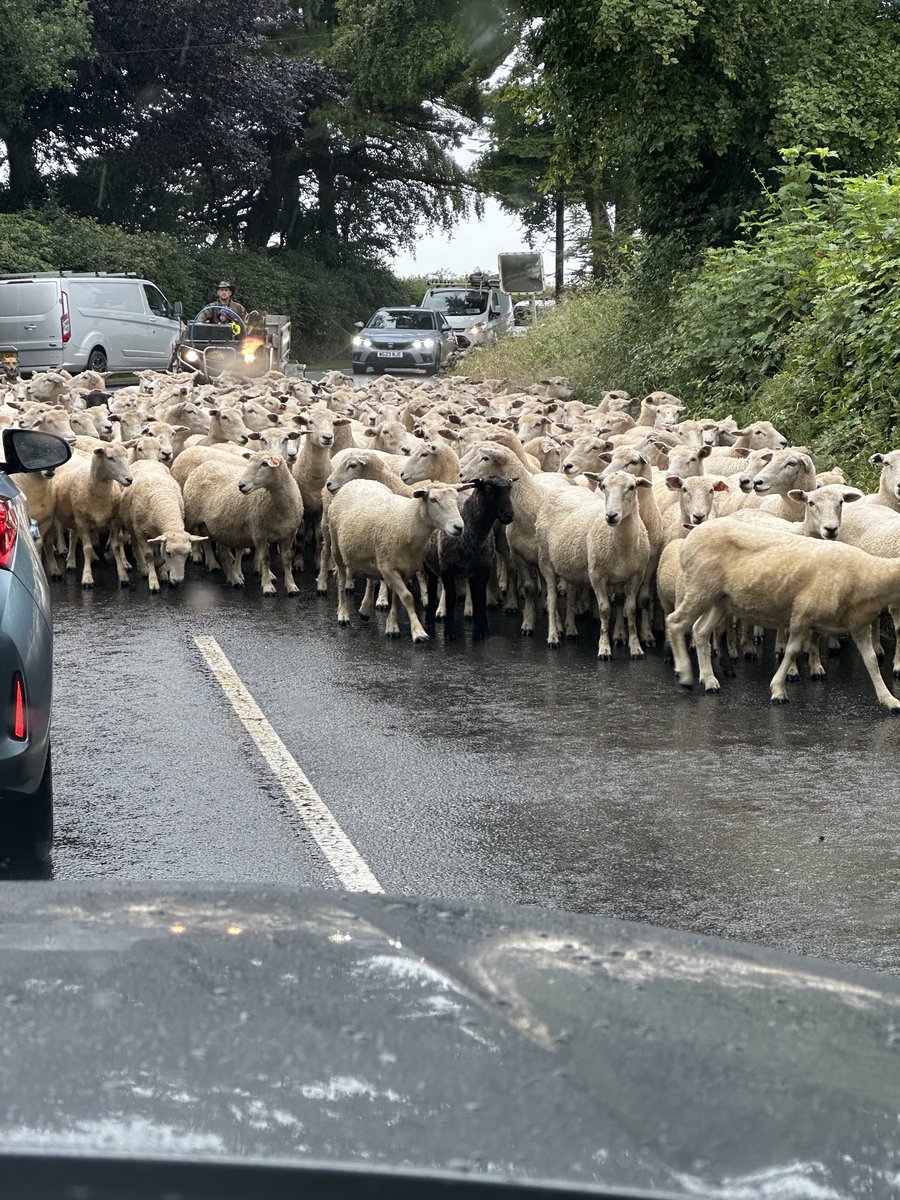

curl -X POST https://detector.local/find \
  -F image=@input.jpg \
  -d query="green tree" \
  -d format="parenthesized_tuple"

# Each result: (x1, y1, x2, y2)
(0, 0, 92, 209)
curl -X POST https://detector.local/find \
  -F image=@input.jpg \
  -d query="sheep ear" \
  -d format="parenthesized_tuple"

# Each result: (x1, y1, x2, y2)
(92, 446, 104, 456)
(241, 450, 254, 459)
(712, 480, 730, 493)
(293, 415, 308, 426)
(364, 428, 377, 437)
(333, 417, 351, 427)
(583, 471, 601, 482)
(190, 534, 209, 543)
(732, 447, 751, 458)
(147, 535, 166, 545)
(267, 413, 280, 424)
(787, 489, 807, 503)
(665, 475, 683, 490)
(870, 453, 886, 466)
(635, 477, 652, 488)
(698, 445, 712, 459)
(843, 489, 864, 502)
(760, 450, 774, 463)
(412, 487, 428, 498)
(456, 482, 475, 491)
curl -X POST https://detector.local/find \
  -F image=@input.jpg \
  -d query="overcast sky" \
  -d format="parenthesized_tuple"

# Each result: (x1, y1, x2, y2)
(389, 195, 555, 284)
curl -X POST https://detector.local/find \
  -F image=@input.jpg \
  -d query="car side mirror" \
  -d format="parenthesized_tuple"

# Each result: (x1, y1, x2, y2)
(2, 428, 73, 474)
(172, 301, 183, 319)
(354, 321, 365, 331)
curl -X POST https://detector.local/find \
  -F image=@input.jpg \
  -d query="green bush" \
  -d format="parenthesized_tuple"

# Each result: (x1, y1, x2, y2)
(0, 208, 416, 362)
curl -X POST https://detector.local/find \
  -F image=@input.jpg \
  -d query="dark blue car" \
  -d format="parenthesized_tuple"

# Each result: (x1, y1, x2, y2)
(0, 428, 71, 860)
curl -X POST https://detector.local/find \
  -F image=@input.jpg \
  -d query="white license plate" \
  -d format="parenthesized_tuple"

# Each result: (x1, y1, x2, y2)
(377, 350, 403, 358)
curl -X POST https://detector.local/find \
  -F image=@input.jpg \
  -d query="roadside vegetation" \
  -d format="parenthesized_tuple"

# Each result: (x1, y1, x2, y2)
(460, 156, 900, 486)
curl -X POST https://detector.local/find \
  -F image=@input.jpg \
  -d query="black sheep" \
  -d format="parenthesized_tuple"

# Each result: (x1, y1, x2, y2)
(424, 475, 514, 642)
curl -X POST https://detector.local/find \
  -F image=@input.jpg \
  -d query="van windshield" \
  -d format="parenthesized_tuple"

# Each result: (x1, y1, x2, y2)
(0, 282, 58, 319)
(422, 290, 489, 317)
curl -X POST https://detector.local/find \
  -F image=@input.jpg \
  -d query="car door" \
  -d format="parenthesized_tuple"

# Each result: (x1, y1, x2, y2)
(142, 283, 179, 366)
(437, 317, 456, 363)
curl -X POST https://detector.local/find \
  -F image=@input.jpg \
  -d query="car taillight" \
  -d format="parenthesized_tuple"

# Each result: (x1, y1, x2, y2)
(0, 498, 17, 568)
(60, 290, 71, 343)
(11, 674, 26, 741)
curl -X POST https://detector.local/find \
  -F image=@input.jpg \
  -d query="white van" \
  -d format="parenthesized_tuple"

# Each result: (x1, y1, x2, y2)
(0, 272, 183, 376)
(420, 273, 514, 349)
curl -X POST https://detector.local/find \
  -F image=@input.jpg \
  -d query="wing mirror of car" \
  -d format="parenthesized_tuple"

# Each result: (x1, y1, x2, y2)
(354, 321, 365, 331)
(1, 428, 73, 474)
(172, 301, 183, 319)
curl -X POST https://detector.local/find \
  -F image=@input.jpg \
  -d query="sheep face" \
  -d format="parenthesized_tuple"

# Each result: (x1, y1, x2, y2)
(787, 485, 864, 540)
(238, 454, 284, 493)
(147, 532, 206, 584)
(870, 450, 900, 501)
(734, 421, 789, 450)
(600, 471, 650, 526)
(412, 485, 464, 537)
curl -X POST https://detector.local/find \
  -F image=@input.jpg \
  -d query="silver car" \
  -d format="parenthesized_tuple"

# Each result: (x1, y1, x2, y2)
(351, 307, 457, 376)
(0, 428, 72, 861)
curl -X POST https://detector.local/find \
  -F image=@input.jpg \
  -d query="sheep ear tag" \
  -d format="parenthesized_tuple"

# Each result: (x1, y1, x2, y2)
(270, 456, 281, 466)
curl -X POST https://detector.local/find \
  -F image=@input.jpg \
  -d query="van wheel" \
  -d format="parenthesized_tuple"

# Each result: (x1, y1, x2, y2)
(4, 745, 53, 863)
(86, 347, 108, 373)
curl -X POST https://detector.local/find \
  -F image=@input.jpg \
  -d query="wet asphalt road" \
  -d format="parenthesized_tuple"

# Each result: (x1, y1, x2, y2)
(20, 557, 900, 976)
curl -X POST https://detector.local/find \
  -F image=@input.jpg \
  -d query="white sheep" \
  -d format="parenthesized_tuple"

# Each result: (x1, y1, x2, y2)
(117, 462, 206, 591)
(183, 451, 303, 594)
(328, 479, 464, 640)
(665, 518, 900, 708)
(51, 444, 133, 587)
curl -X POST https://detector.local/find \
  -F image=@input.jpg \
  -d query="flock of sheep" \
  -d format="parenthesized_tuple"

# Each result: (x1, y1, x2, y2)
(4, 366, 900, 709)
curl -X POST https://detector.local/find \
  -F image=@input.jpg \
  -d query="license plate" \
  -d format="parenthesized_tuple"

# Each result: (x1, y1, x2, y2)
(377, 350, 403, 358)
(0, 347, 18, 376)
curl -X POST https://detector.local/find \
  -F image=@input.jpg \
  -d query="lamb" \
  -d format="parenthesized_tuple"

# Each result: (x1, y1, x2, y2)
(665, 518, 900, 708)
(328, 480, 464, 640)
(423, 476, 514, 642)
(183, 451, 303, 594)
(536, 470, 651, 655)
(117, 462, 206, 591)
(50, 444, 134, 586)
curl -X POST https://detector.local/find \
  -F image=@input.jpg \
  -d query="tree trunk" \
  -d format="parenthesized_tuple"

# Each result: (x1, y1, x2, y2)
(554, 193, 565, 297)
(0, 127, 43, 210)
(244, 138, 293, 248)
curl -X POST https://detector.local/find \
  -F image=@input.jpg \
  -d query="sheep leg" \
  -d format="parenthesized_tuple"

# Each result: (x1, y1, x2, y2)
(424, 567, 440, 636)
(255, 541, 276, 595)
(693, 604, 727, 692)
(519, 563, 539, 637)
(435, 582, 447, 619)
(110, 530, 131, 586)
(623, 579, 644, 659)
(201, 540, 221, 573)
(280, 539, 299, 595)
(769, 629, 806, 703)
(334, 557, 352, 626)
(382, 567, 428, 643)
(808, 633, 826, 680)
(889, 606, 900, 678)
(563, 585, 580, 641)
(219, 546, 244, 587)
(442, 570, 460, 641)
(872, 617, 885, 660)
(612, 602, 627, 645)
(469, 569, 491, 641)
(538, 553, 562, 647)
(359, 579, 378, 619)
(665, 603, 703, 688)
(65, 529, 78, 574)
(374, 580, 390, 610)
(75, 524, 97, 588)
(141, 542, 161, 593)
(590, 574, 614, 660)
(851, 622, 900, 710)
(463, 582, 473, 620)
(316, 520, 332, 594)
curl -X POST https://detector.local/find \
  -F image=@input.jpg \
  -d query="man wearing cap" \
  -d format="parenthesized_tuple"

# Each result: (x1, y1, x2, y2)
(202, 281, 248, 324)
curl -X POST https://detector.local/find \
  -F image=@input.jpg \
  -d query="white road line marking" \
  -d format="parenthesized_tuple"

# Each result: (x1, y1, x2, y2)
(194, 634, 383, 894)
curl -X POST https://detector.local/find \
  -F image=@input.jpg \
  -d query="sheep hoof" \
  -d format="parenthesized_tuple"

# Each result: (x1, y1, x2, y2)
(703, 683, 721, 694)
(630, 649, 645, 660)
(66, 566, 77, 575)
(81, 581, 94, 590)
(358, 612, 370, 622)
(547, 639, 560, 650)
(597, 651, 612, 661)
(771, 695, 789, 705)
(119, 579, 130, 589)
(565, 632, 579, 642)
(810, 670, 826, 681)
(504, 604, 519, 615)
(677, 680, 693, 690)
(893, 668, 900, 680)
(744, 651, 758, 662)
(786, 670, 800, 682)
(262, 588, 276, 597)
(338, 618, 351, 627)
(520, 628, 534, 638)
(285, 585, 300, 596)
(316, 586, 328, 596)
(385, 630, 401, 639)
(413, 633, 430, 644)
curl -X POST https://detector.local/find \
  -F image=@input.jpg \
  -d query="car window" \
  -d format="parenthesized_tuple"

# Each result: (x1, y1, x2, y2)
(422, 290, 489, 317)
(143, 284, 170, 318)
(368, 310, 435, 331)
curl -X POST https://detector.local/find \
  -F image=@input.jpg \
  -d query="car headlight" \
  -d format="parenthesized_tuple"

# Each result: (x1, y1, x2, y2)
(470, 324, 485, 335)
(352, 337, 372, 349)
(242, 352, 256, 364)
(183, 348, 199, 362)
(412, 338, 436, 349)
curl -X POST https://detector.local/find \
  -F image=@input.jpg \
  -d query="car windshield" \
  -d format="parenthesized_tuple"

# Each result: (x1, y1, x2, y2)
(422, 290, 489, 317)
(367, 309, 437, 331)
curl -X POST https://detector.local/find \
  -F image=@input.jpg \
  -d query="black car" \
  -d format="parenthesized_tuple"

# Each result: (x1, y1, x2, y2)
(352, 307, 457, 376)
(0, 882, 898, 1200)
(0, 427, 72, 861)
